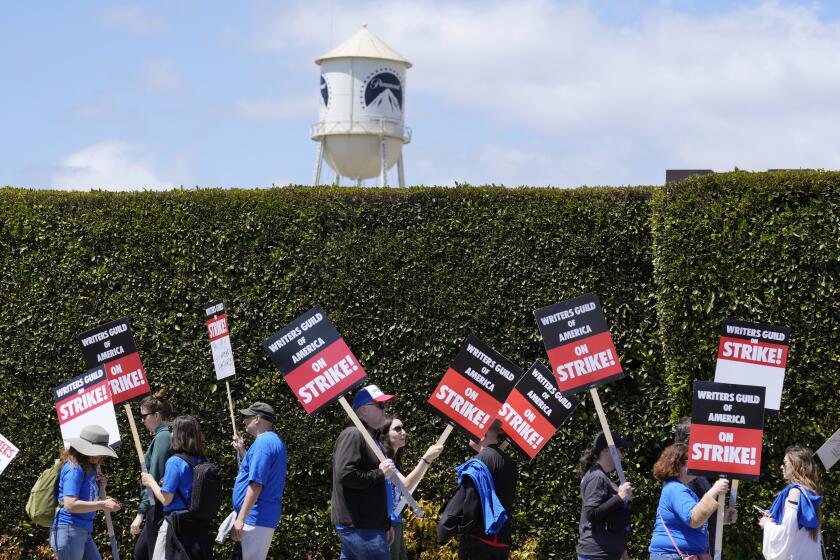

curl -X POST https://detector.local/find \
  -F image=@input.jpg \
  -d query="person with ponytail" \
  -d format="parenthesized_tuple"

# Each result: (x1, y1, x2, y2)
(760, 446, 824, 559)
(379, 415, 444, 560)
(131, 390, 173, 560)
(576, 431, 634, 560)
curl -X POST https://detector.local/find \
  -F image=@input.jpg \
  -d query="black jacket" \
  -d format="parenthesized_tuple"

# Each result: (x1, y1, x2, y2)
(437, 444, 517, 546)
(576, 465, 631, 560)
(330, 424, 390, 529)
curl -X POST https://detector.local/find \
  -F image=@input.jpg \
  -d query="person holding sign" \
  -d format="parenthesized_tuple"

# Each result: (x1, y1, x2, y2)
(648, 443, 735, 560)
(438, 420, 517, 560)
(131, 391, 173, 560)
(230, 402, 288, 560)
(50, 425, 121, 560)
(576, 431, 634, 560)
(141, 415, 208, 560)
(331, 385, 398, 560)
(760, 447, 824, 559)
(380, 415, 444, 560)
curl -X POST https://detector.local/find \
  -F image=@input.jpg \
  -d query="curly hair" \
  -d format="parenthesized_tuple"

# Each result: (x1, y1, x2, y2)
(653, 443, 688, 482)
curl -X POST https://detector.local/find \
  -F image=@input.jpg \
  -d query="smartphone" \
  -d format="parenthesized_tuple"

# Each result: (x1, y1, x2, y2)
(753, 505, 770, 516)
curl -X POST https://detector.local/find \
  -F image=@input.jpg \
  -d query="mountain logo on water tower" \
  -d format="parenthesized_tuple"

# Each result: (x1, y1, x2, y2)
(320, 74, 329, 107)
(362, 69, 402, 114)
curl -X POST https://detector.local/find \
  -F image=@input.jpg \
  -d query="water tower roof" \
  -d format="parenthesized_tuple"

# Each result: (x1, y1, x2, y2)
(315, 26, 411, 67)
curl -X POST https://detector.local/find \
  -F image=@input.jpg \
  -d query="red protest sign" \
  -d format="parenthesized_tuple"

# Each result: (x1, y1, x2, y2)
(714, 320, 790, 413)
(427, 336, 522, 441)
(78, 317, 150, 404)
(534, 293, 624, 394)
(53, 366, 121, 447)
(687, 380, 765, 481)
(262, 306, 367, 415)
(498, 362, 580, 459)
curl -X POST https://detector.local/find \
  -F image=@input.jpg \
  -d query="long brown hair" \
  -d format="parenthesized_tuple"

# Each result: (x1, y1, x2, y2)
(578, 443, 599, 477)
(380, 416, 403, 471)
(170, 415, 205, 456)
(59, 447, 94, 475)
(785, 446, 821, 539)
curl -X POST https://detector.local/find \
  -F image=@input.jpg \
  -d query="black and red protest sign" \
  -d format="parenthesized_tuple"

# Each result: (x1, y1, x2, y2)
(78, 317, 150, 404)
(262, 306, 366, 415)
(205, 301, 236, 381)
(54, 366, 120, 446)
(427, 336, 522, 441)
(534, 293, 623, 394)
(687, 380, 765, 481)
(713, 320, 789, 413)
(499, 361, 580, 459)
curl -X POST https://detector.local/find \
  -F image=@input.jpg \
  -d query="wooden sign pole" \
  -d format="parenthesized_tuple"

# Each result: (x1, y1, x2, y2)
(225, 381, 241, 467)
(338, 396, 424, 518)
(589, 388, 627, 485)
(729, 479, 739, 509)
(124, 403, 155, 504)
(97, 466, 120, 560)
(714, 493, 725, 560)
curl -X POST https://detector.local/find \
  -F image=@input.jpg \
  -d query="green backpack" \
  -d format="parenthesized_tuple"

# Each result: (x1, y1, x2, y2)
(26, 459, 63, 527)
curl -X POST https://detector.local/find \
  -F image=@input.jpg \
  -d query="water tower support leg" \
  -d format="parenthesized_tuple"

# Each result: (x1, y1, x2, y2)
(397, 153, 405, 188)
(379, 135, 388, 188)
(313, 142, 324, 186)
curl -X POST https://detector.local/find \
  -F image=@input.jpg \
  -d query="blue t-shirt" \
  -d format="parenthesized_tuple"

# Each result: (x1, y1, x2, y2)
(56, 461, 98, 529)
(161, 454, 199, 513)
(232, 432, 287, 527)
(649, 480, 709, 555)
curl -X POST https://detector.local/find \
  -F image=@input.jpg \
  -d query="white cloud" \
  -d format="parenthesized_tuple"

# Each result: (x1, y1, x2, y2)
(98, 4, 168, 34)
(251, 0, 840, 185)
(51, 141, 177, 191)
(142, 59, 185, 96)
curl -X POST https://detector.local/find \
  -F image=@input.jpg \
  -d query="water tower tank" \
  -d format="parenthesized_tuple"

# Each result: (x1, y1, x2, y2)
(311, 26, 411, 186)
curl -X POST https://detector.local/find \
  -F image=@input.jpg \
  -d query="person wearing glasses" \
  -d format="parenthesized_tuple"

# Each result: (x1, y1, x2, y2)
(380, 415, 444, 560)
(230, 402, 288, 560)
(331, 385, 398, 560)
(131, 390, 173, 560)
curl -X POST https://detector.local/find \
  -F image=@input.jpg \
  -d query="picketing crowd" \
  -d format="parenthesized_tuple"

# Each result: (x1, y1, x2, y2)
(40, 380, 823, 560)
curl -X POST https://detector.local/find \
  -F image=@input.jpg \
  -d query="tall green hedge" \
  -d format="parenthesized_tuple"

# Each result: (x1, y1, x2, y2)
(0, 174, 836, 559)
(651, 170, 840, 557)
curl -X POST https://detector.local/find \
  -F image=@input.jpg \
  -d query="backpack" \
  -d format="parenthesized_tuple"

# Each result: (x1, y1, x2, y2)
(174, 454, 223, 522)
(26, 459, 63, 527)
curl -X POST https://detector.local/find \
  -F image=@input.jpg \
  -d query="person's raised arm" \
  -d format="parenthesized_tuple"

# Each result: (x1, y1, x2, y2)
(401, 443, 444, 491)
(690, 478, 729, 528)
(140, 472, 175, 506)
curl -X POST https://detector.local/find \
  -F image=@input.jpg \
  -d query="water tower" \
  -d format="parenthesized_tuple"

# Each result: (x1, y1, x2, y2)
(311, 26, 411, 187)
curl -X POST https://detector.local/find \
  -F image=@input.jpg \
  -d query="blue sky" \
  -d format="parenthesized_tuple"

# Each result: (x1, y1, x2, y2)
(3, 0, 840, 189)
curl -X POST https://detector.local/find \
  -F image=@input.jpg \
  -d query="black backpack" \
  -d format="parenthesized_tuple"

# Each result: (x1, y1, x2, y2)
(174, 454, 223, 523)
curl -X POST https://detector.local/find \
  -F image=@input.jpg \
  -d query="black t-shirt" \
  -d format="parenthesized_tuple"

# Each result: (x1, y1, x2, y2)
(576, 465, 631, 560)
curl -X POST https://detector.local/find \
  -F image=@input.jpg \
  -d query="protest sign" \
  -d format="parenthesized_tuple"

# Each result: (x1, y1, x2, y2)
(534, 292, 623, 394)
(54, 366, 120, 447)
(205, 301, 236, 381)
(816, 425, 840, 470)
(78, 317, 150, 404)
(498, 361, 580, 459)
(262, 306, 367, 415)
(427, 335, 522, 441)
(688, 380, 765, 481)
(713, 320, 790, 413)
(0, 433, 19, 475)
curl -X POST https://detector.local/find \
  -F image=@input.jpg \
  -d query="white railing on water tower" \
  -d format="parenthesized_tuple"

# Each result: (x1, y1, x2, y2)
(310, 120, 411, 143)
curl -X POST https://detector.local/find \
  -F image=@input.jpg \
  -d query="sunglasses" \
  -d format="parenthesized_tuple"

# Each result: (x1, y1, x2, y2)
(140, 411, 155, 420)
(367, 402, 388, 410)
(392, 425, 404, 433)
